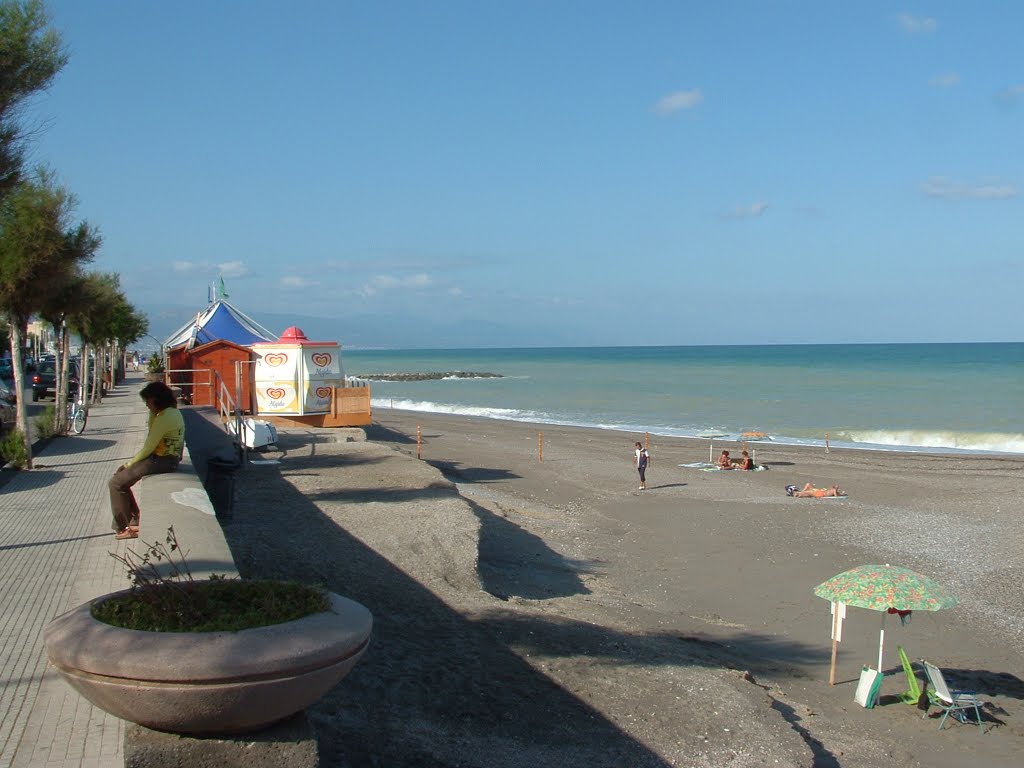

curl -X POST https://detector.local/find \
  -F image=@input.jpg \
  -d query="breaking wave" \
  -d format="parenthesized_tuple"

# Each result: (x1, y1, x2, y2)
(839, 430, 1024, 455)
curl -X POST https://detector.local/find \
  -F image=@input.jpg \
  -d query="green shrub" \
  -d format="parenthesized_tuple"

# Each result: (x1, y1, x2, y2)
(34, 404, 58, 440)
(93, 579, 330, 632)
(0, 429, 28, 468)
(146, 354, 165, 373)
(95, 527, 329, 632)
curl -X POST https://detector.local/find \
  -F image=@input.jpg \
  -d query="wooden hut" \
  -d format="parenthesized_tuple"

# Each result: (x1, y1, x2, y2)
(176, 339, 254, 409)
(163, 300, 277, 412)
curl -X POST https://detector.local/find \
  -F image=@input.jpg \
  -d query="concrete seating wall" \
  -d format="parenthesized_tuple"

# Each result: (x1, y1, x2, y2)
(136, 448, 239, 580)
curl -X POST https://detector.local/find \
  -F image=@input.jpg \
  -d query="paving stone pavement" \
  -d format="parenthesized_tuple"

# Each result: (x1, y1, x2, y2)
(0, 377, 150, 768)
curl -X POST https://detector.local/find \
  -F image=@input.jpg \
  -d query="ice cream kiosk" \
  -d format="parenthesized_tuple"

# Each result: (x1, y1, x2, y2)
(251, 327, 371, 427)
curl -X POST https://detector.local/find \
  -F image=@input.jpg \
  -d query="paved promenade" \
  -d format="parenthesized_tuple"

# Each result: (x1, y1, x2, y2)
(0, 376, 150, 768)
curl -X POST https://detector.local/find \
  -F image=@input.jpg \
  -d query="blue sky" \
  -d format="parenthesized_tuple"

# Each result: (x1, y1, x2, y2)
(29, 1, 1024, 347)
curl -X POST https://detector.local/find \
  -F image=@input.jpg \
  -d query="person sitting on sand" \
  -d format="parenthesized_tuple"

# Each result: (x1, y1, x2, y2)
(789, 483, 845, 498)
(735, 450, 754, 470)
(717, 450, 734, 469)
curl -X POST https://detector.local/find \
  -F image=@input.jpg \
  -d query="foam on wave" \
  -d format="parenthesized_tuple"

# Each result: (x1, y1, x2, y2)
(373, 399, 1024, 455)
(840, 430, 1024, 455)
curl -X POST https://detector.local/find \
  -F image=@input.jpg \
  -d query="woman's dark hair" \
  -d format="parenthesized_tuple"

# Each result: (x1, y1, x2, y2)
(139, 381, 177, 410)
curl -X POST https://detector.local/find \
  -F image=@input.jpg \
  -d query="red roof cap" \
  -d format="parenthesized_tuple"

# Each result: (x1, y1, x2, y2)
(279, 326, 308, 341)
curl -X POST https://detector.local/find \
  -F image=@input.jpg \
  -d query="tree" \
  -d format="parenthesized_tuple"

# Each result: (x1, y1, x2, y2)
(0, 0, 67, 464)
(66, 271, 121, 410)
(0, 171, 96, 465)
(0, 0, 67, 201)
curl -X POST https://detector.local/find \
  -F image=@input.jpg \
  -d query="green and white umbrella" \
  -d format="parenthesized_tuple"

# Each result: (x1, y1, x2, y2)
(813, 564, 958, 680)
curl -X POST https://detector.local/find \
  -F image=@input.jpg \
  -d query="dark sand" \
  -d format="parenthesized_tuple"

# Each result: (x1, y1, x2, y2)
(226, 409, 1024, 767)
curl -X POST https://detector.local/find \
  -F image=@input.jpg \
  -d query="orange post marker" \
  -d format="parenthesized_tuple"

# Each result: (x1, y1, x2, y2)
(417, 425, 422, 460)
(538, 432, 543, 463)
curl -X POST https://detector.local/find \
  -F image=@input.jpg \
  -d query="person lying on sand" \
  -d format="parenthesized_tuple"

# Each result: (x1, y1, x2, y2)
(787, 483, 845, 498)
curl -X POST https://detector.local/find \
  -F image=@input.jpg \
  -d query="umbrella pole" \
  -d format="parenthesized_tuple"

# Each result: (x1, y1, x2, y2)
(877, 611, 887, 672)
(829, 609, 839, 685)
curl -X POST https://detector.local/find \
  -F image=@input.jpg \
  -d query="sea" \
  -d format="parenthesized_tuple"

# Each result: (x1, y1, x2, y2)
(342, 343, 1024, 456)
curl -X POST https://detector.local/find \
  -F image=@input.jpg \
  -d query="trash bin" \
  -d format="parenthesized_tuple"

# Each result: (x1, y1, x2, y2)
(204, 457, 240, 521)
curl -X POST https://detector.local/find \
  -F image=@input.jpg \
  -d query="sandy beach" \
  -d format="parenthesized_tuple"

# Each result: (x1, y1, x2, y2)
(225, 409, 1024, 767)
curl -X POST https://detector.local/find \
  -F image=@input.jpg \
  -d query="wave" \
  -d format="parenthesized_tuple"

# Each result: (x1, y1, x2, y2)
(372, 398, 550, 422)
(838, 430, 1024, 455)
(372, 399, 1024, 455)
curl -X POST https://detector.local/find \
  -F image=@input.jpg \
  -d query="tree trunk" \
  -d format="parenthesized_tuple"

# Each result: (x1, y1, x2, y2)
(80, 342, 91, 419)
(55, 326, 69, 434)
(6, 321, 33, 469)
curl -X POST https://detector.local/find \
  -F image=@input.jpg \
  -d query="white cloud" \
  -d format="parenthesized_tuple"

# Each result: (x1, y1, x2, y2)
(407, 273, 431, 287)
(217, 260, 249, 279)
(448, 286, 464, 297)
(898, 13, 937, 33)
(930, 73, 960, 88)
(994, 83, 1024, 110)
(654, 89, 703, 115)
(359, 273, 434, 297)
(171, 259, 251, 278)
(281, 276, 314, 289)
(920, 177, 1018, 200)
(728, 201, 770, 219)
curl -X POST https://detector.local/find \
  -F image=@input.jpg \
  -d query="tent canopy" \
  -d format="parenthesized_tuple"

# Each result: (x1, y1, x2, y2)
(164, 300, 277, 350)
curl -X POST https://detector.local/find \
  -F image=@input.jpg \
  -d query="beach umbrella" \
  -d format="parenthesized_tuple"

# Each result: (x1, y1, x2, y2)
(813, 564, 958, 683)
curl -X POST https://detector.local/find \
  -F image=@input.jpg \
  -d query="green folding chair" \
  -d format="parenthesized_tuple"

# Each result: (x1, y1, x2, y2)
(897, 645, 923, 705)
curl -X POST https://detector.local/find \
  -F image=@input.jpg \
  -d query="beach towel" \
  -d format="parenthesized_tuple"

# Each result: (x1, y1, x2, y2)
(697, 465, 768, 472)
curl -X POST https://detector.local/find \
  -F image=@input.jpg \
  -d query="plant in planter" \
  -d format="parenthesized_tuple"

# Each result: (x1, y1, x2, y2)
(44, 528, 372, 735)
(144, 354, 165, 381)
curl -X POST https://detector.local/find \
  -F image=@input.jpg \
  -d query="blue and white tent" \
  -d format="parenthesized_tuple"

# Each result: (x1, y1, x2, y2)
(163, 300, 277, 351)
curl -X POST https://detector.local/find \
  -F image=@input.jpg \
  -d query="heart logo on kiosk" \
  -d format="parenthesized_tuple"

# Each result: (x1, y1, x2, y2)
(315, 386, 332, 398)
(264, 353, 288, 367)
(266, 387, 287, 400)
(311, 353, 332, 367)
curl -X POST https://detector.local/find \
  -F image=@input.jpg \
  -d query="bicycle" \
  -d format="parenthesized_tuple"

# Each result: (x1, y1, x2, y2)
(67, 392, 87, 435)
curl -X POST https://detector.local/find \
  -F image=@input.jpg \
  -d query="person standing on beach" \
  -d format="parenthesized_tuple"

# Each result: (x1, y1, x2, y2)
(634, 441, 650, 490)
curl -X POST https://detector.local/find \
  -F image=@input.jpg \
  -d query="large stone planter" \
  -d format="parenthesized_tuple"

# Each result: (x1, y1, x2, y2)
(44, 590, 372, 735)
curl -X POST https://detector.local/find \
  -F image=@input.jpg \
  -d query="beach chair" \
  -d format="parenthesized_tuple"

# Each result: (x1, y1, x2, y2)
(896, 646, 923, 705)
(921, 661, 986, 732)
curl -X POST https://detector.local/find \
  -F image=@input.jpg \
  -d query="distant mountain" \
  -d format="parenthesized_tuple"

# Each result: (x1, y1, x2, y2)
(139, 303, 583, 350)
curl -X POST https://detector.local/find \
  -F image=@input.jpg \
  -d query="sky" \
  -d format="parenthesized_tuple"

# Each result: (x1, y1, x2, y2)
(26, 1, 1024, 347)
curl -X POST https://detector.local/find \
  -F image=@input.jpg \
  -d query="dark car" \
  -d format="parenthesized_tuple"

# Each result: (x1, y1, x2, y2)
(0, 380, 14, 435)
(30, 358, 82, 402)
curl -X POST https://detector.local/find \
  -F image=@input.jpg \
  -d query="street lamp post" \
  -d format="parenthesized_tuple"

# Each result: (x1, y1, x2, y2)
(143, 334, 164, 360)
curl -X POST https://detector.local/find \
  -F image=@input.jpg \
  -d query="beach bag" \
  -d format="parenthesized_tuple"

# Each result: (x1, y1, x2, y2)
(854, 666, 883, 708)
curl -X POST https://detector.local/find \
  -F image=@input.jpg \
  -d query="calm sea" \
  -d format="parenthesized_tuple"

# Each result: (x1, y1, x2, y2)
(342, 343, 1024, 455)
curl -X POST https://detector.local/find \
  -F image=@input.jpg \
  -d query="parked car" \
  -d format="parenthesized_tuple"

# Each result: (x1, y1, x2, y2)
(30, 358, 83, 402)
(0, 381, 15, 435)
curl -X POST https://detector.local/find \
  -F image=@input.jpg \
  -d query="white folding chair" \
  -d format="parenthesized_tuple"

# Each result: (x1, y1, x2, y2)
(921, 661, 985, 732)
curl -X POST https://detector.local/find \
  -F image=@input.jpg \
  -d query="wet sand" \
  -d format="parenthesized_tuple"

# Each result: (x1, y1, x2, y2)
(229, 408, 1024, 767)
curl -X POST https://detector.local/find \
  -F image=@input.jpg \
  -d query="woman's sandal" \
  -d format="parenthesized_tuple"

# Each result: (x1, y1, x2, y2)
(115, 528, 138, 540)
